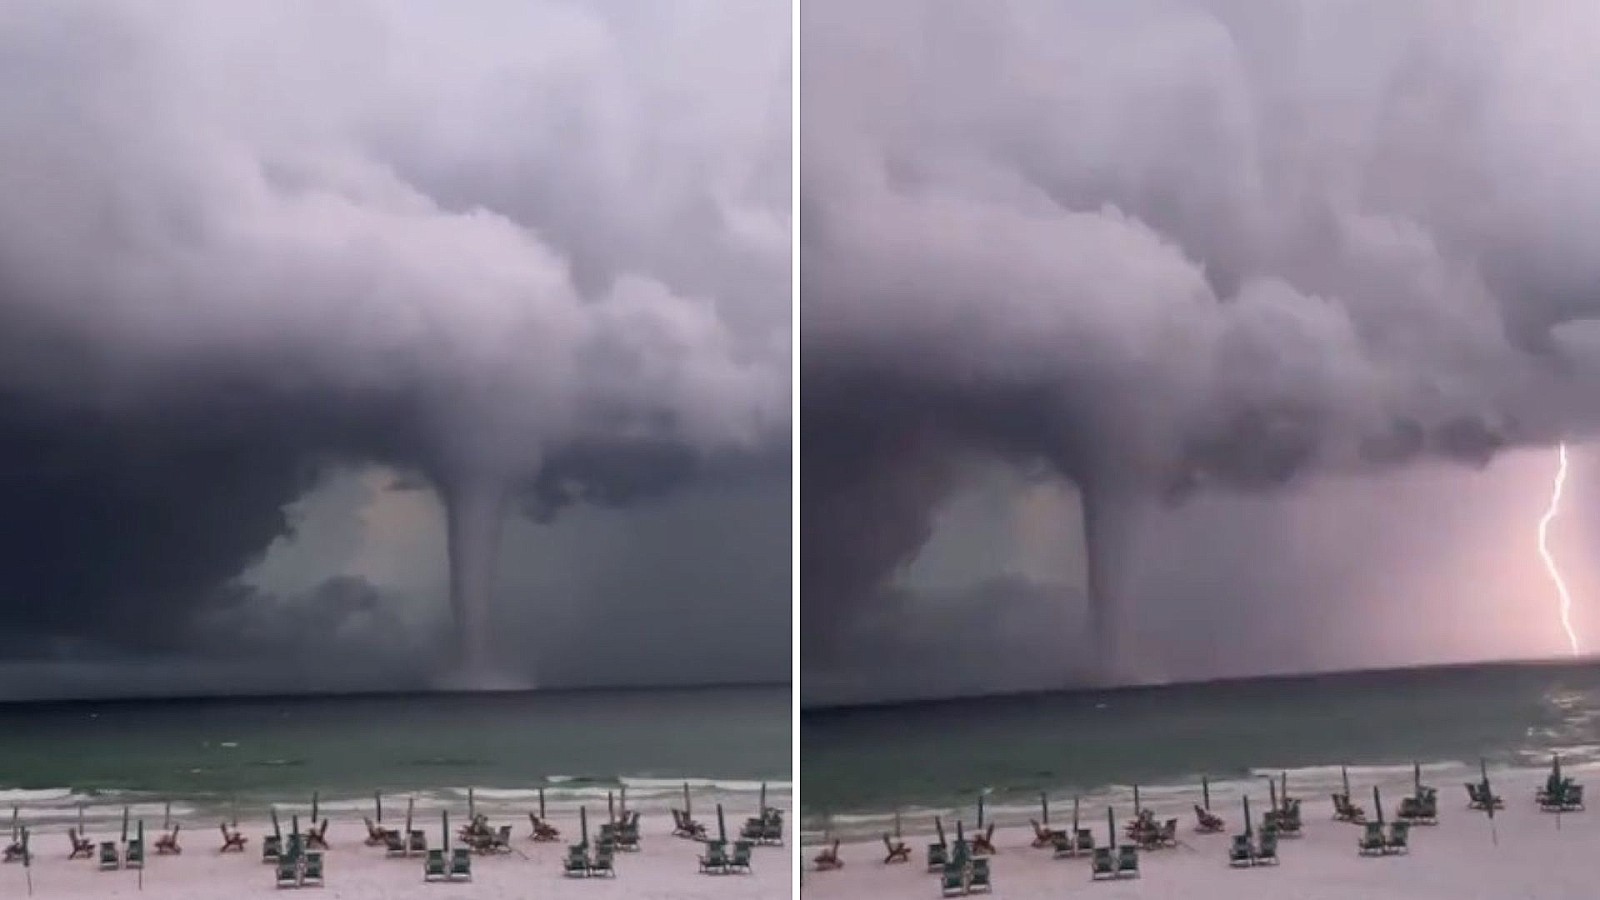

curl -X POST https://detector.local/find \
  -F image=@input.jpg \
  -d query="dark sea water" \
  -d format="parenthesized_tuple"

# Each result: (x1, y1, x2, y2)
(0, 685, 790, 828)
(800, 659, 1600, 839)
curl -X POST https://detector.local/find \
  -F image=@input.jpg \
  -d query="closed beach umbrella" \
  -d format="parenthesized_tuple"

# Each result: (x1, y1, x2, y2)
(1269, 777, 1278, 814)
(1041, 792, 1050, 825)
(1072, 797, 1080, 835)
(759, 783, 767, 816)
(1413, 761, 1422, 795)
(538, 788, 546, 820)
(1133, 784, 1141, 815)
(77, 804, 84, 837)
(608, 791, 615, 824)
(9, 807, 17, 841)
(978, 794, 986, 829)
(621, 785, 628, 816)
(375, 791, 383, 824)
(956, 818, 965, 850)
(1105, 807, 1115, 847)
(935, 816, 946, 847)
(1481, 760, 1499, 845)
(404, 798, 414, 840)
(1281, 771, 1289, 804)
(121, 806, 129, 843)
(271, 807, 281, 841)
(311, 792, 319, 823)
(894, 810, 902, 839)
(580, 806, 589, 849)
(467, 788, 475, 821)
(1202, 776, 1211, 810)
(1341, 765, 1351, 797)
(717, 803, 727, 843)
(441, 810, 448, 852)
(1242, 796, 1252, 839)
(1373, 786, 1384, 825)
(163, 801, 171, 831)
(683, 782, 692, 818)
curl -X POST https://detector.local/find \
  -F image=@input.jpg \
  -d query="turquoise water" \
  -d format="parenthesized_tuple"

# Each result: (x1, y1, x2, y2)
(800, 659, 1600, 838)
(0, 685, 790, 828)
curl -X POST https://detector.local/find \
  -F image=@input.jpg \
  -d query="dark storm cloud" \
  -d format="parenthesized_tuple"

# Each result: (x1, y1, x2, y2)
(801, 0, 1600, 682)
(0, 1, 789, 668)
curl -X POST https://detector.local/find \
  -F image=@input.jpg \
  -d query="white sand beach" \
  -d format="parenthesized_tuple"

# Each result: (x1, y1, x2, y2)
(799, 767, 1600, 899)
(0, 802, 792, 899)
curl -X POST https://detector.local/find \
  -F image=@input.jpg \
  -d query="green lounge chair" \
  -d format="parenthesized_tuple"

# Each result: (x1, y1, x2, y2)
(1385, 821, 1409, 855)
(1115, 844, 1140, 879)
(1228, 834, 1252, 867)
(1090, 846, 1115, 880)
(1255, 831, 1279, 865)
(969, 857, 992, 893)
(1050, 831, 1074, 859)
(383, 831, 406, 858)
(98, 841, 120, 871)
(1358, 822, 1385, 855)
(263, 834, 282, 863)
(407, 830, 427, 854)
(699, 841, 728, 874)
(275, 853, 300, 888)
(1565, 784, 1586, 811)
(591, 847, 616, 878)
(448, 847, 471, 881)
(729, 840, 753, 874)
(422, 848, 446, 881)
(1075, 829, 1095, 852)
(563, 845, 589, 877)
(301, 852, 324, 887)
(927, 842, 948, 870)
(940, 862, 966, 896)
(125, 838, 144, 869)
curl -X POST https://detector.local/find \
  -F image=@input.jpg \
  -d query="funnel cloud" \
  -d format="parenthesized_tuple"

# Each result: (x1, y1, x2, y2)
(802, 0, 1600, 696)
(0, 0, 790, 697)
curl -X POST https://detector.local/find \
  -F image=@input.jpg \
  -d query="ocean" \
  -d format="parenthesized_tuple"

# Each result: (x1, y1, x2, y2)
(0, 685, 790, 830)
(799, 659, 1600, 840)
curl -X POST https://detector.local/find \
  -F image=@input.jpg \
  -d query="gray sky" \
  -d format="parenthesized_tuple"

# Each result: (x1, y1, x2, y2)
(801, 0, 1600, 703)
(0, 0, 790, 699)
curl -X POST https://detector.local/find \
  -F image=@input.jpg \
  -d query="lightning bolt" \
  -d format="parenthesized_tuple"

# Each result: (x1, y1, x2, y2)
(1538, 442, 1581, 657)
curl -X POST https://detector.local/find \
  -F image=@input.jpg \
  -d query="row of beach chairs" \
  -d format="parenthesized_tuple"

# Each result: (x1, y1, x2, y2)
(563, 842, 617, 878)
(1228, 831, 1278, 867)
(422, 847, 473, 882)
(1089, 845, 1140, 880)
(1357, 820, 1409, 855)
(698, 838, 754, 874)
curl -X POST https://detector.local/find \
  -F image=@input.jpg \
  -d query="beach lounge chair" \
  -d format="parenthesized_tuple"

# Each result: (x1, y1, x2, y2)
(1, 838, 23, 865)
(563, 845, 589, 877)
(302, 851, 324, 887)
(1115, 844, 1140, 879)
(927, 841, 949, 870)
(1154, 818, 1178, 848)
(1090, 846, 1115, 880)
(1228, 834, 1253, 867)
(275, 852, 299, 888)
(591, 846, 616, 877)
(1255, 830, 1279, 865)
(940, 862, 967, 896)
(1076, 828, 1095, 853)
(263, 834, 283, 863)
(618, 815, 641, 851)
(969, 857, 992, 893)
(728, 840, 753, 874)
(813, 838, 842, 871)
(407, 830, 427, 855)
(1385, 821, 1409, 855)
(448, 847, 471, 881)
(1466, 781, 1504, 810)
(1565, 784, 1586, 811)
(488, 824, 512, 853)
(699, 841, 728, 874)
(971, 823, 996, 856)
(305, 820, 329, 850)
(156, 823, 181, 855)
(1195, 805, 1225, 833)
(68, 828, 93, 859)
(98, 840, 120, 870)
(529, 814, 560, 842)
(882, 833, 910, 863)
(1358, 822, 1385, 856)
(1050, 831, 1075, 859)
(220, 823, 248, 852)
(383, 830, 406, 858)
(125, 837, 145, 869)
(422, 848, 446, 881)
(1030, 819, 1066, 848)
(1332, 793, 1365, 822)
